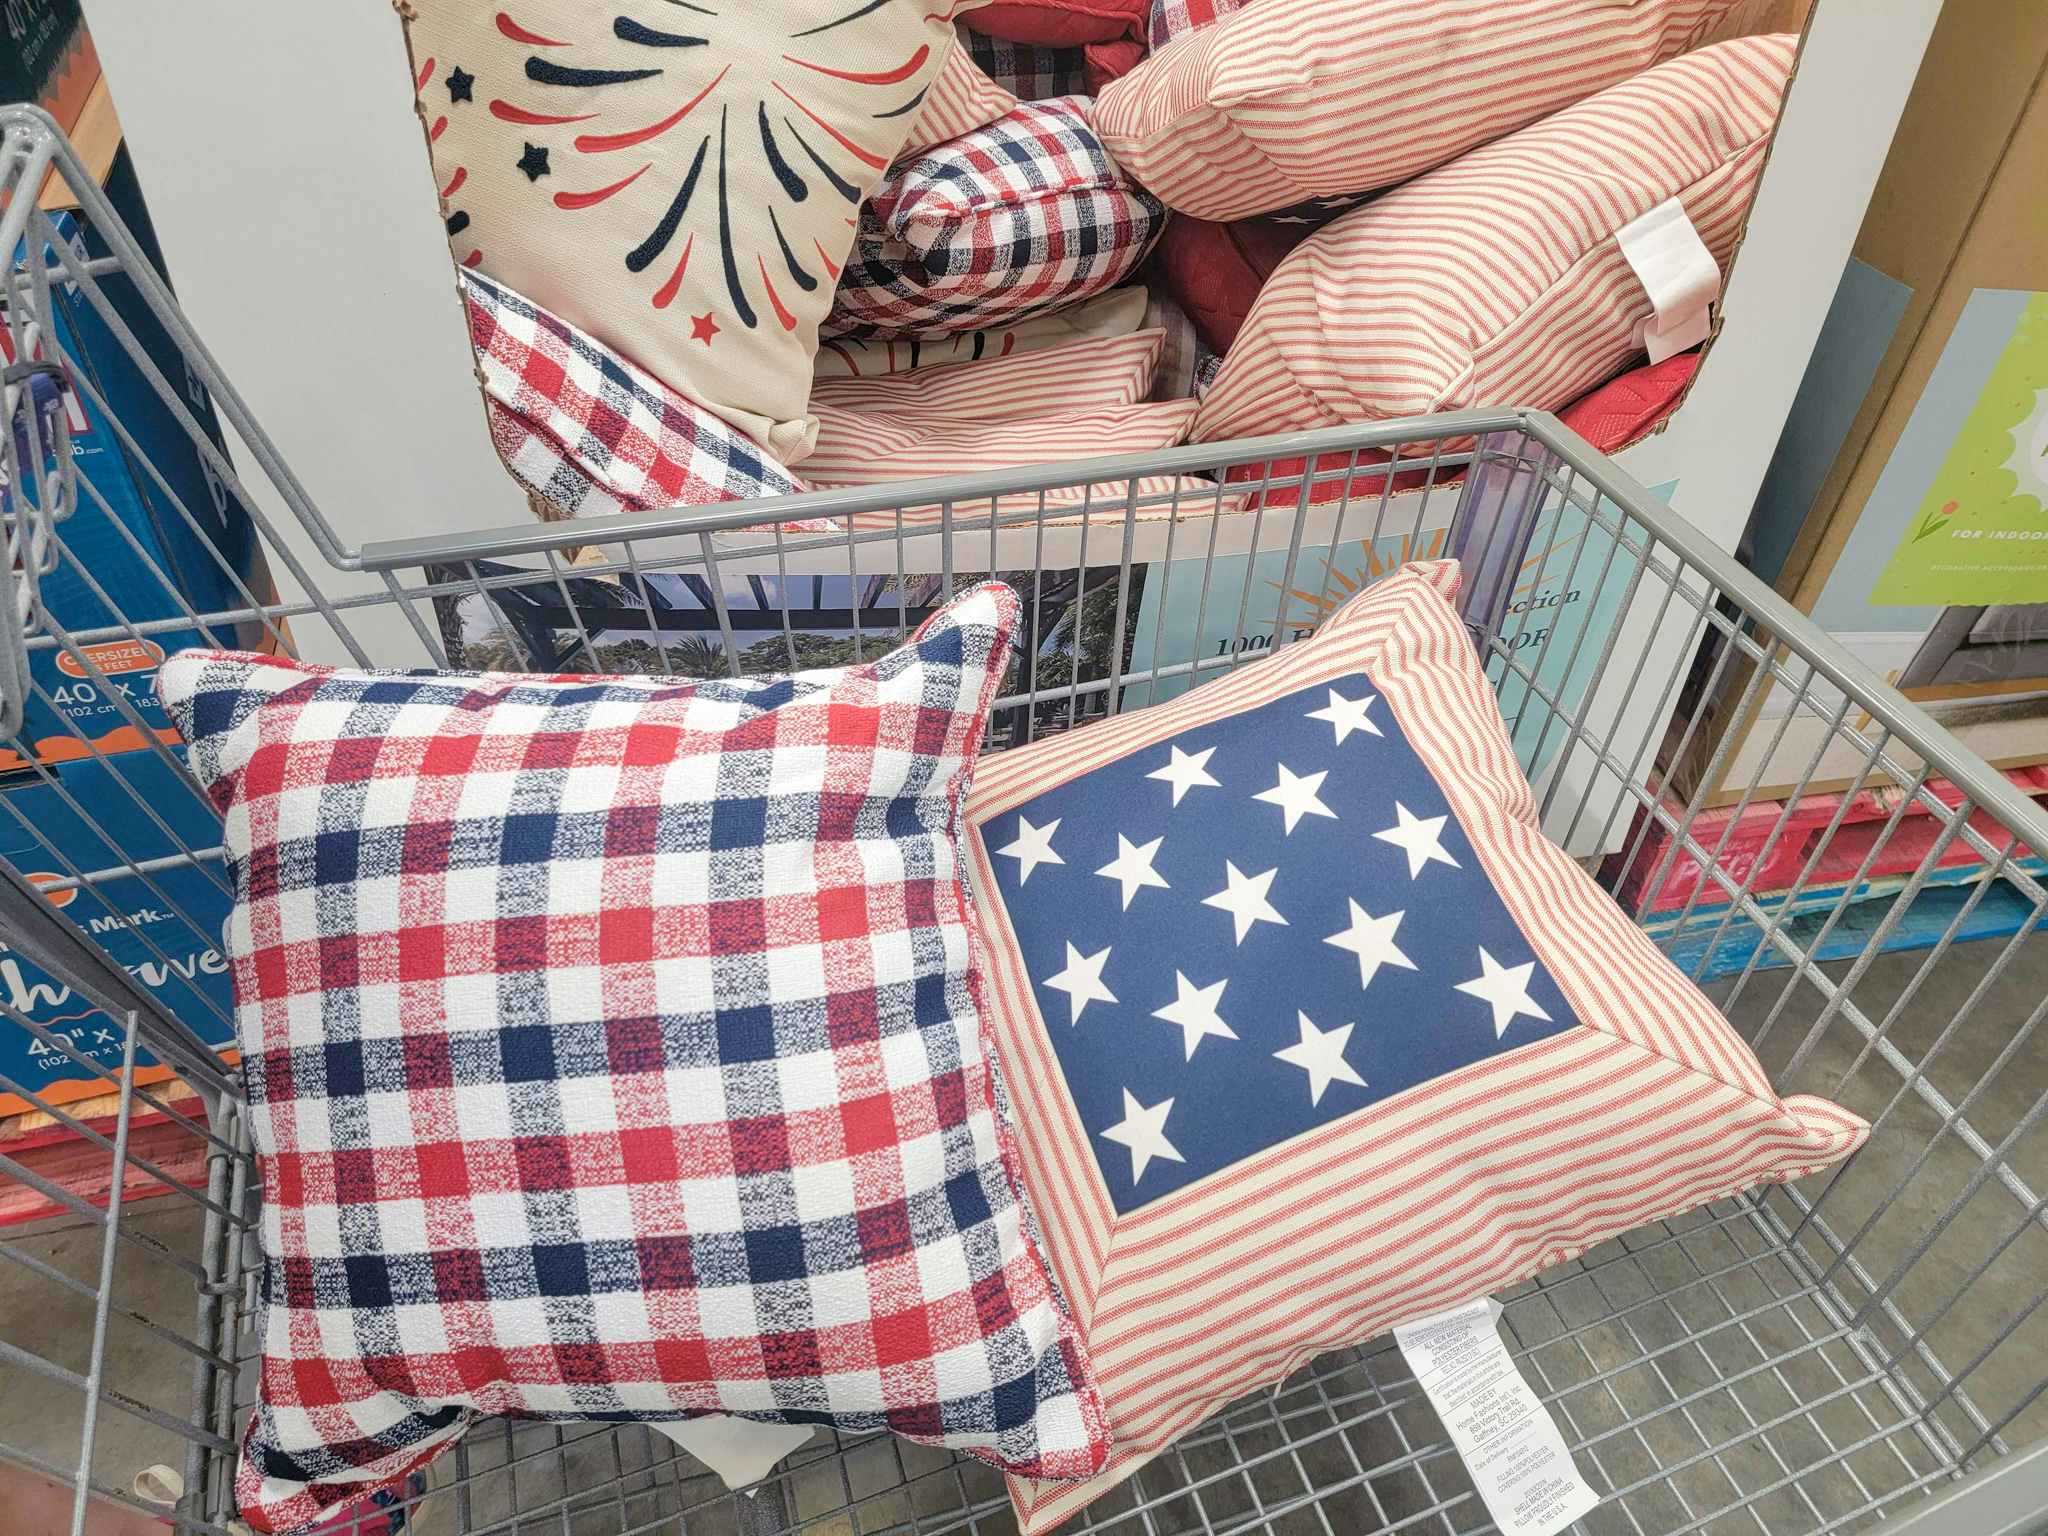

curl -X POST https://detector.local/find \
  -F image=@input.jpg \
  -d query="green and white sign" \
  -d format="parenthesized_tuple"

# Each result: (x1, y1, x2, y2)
(1870, 291, 2048, 606)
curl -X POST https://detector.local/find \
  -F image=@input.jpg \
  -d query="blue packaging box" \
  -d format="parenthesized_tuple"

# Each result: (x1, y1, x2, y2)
(2, 154, 268, 773)
(0, 748, 235, 1115)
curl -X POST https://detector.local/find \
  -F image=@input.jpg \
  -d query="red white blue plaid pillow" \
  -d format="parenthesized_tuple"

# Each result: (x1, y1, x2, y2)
(155, 586, 1110, 1535)
(825, 98, 1165, 338)
(462, 270, 806, 519)
(961, 563, 1867, 1533)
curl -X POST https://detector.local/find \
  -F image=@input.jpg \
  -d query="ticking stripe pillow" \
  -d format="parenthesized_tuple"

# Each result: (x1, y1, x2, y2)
(961, 561, 1865, 1533)
(804, 329, 1208, 526)
(815, 288, 1147, 381)
(1096, 0, 1749, 222)
(1193, 34, 1795, 444)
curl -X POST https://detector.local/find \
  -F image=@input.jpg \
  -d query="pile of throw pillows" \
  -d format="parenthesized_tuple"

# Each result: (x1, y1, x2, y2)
(188, 5, 1842, 1533)
(400, 0, 1798, 532)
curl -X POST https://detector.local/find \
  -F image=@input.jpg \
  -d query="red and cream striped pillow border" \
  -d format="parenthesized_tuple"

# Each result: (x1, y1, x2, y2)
(900, 43, 1021, 158)
(1194, 33, 1796, 443)
(1095, 0, 1748, 221)
(814, 327, 1169, 427)
(963, 562, 1865, 1532)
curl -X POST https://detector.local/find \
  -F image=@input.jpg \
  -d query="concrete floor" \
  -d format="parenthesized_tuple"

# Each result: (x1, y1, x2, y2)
(1, 933, 2041, 1536)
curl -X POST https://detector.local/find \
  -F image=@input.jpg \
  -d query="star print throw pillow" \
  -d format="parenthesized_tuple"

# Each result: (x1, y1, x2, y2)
(959, 561, 1867, 1535)
(154, 585, 1111, 1536)
(398, 0, 994, 465)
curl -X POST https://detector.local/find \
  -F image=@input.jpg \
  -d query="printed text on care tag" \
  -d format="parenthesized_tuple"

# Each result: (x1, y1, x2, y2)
(1394, 1298, 1600, 1536)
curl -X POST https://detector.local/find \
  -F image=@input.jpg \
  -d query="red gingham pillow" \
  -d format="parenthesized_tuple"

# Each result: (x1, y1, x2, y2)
(462, 270, 806, 516)
(825, 98, 1166, 339)
(154, 587, 1110, 1535)
(463, 270, 837, 534)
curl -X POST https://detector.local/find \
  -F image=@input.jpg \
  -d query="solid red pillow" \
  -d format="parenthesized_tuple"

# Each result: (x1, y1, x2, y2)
(1558, 351, 1701, 450)
(1152, 216, 1309, 355)
(966, 0, 1149, 47)
(1221, 350, 1702, 510)
(1084, 37, 1148, 90)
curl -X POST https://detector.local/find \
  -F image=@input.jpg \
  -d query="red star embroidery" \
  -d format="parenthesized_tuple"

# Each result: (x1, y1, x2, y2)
(690, 312, 720, 345)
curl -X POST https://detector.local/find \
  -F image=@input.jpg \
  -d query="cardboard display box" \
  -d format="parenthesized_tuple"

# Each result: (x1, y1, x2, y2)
(0, 0, 124, 204)
(0, 749, 236, 1117)
(1677, 0, 2048, 803)
(1, 163, 272, 772)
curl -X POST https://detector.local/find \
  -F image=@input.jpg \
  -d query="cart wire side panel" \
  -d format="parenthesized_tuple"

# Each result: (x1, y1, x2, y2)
(0, 107, 2043, 1536)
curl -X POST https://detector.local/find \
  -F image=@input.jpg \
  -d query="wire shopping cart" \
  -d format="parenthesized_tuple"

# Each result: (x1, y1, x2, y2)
(0, 105, 2043, 1536)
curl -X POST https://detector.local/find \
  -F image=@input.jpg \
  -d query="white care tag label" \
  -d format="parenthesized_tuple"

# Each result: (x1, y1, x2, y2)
(1613, 196, 1720, 364)
(1394, 1298, 1600, 1536)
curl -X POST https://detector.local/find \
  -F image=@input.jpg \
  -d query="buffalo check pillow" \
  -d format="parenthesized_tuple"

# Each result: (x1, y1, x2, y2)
(1147, 0, 1246, 50)
(959, 31, 1090, 101)
(961, 562, 1867, 1534)
(826, 97, 1165, 338)
(155, 586, 1110, 1536)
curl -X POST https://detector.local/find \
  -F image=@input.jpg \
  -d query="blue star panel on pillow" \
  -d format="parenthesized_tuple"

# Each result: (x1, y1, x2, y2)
(985, 679, 1578, 1213)
(961, 561, 1869, 1536)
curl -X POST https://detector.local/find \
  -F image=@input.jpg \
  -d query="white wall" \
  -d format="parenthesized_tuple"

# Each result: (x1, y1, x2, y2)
(81, 0, 528, 663)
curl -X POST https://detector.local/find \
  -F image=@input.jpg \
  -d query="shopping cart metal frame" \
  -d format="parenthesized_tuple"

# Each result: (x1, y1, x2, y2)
(0, 104, 2043, 1536)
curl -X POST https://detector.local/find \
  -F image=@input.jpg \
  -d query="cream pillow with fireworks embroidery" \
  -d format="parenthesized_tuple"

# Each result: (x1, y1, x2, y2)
(399, 0, 991, 464)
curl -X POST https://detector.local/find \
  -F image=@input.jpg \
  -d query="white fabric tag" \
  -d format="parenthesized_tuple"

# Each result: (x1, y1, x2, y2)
(1613, 196, 1721, 364)
(649, 1418, 814, 1491)
(1394, 1298, 1600, 1536)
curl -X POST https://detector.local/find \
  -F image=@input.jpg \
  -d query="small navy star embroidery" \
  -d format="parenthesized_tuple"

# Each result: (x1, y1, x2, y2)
(516, 143, 551, 182)
(445, 66, 474, 104)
